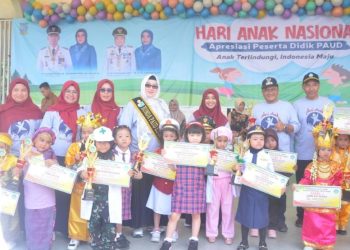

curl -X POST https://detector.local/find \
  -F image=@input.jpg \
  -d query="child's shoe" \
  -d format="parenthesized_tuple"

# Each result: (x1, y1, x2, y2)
(151, 231, 161, 243)
(224, 238, 233, 245)
(172, 231, 179, 242)
(250, 228, 259, 237)
(132, 228, 144, 238)
(259, 242, 268, 250)
(336, 229, 347, 235)
(207, 237, 216, 243)
(187, 239, 198, 250)
(236, 242, 249, 250)
(277, 224, 288, 233)
(160, 240, 172, 250)
(67, 239, 80, 250)
(116, 234, 130, 249)
(268, 229, 277, 238)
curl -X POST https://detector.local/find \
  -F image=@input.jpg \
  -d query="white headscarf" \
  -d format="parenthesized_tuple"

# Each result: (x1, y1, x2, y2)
(140, 74, 160, 99)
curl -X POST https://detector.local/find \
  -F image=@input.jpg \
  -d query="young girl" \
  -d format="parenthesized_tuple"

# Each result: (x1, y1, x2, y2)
(0, 133, 19, 249)
(206, 126, 235, 245)
(299, 124, 342, 250)
(146, 118, 180, 243)
(160, 121, 207, 250)
(65, 113, 103, 249)
(78, 126, 122, 250)
(235, 125, 274, 250)
(23, 127, 57, 250)
(332, 133, 350, 235)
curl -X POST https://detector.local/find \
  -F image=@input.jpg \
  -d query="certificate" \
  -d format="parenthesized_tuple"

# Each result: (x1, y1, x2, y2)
(93, 159, 131, 187)
(163, 141, 210, 167)
(25, 155, 77, 194)
(265, 149, 297, 174)
(141, 152, 176, 180)
(241, 163, 289, 198)
(334, 107, 350, 135)
(0, 188, 20, 216)
(216, 149, 238, 172)
(293, 184, 341, 209)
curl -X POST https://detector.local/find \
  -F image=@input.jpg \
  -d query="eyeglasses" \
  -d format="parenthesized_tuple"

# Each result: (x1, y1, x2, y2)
(100, 88, 113, 93)
(145, 84, 158, 89)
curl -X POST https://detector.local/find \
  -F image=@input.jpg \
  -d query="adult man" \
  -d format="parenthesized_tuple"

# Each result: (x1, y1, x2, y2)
(293, 72, 334, 228)
(39, 82, 57, 113)
(37, 25, 72, 73)
(106, 27, 135, 74)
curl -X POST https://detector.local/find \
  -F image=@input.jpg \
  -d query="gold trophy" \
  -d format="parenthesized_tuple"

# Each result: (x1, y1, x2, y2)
(206, 132, 218, 176)
(83, 138, 98, 201)
(8, 138, 32, 191)
(231, 138, 249, 185)
(133, 133, 151, 171)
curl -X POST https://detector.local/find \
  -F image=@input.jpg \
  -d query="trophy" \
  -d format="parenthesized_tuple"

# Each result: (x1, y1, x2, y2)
(0, 148, 7, 178)
(231, 138, 249, 185)
(83, 138, 98, 201)
(133, 133, 151, 172)
(206, 132, 218, 176)
(7, 138, 32, 191)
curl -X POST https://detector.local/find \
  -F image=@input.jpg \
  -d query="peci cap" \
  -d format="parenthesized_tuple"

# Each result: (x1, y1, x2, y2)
(47, 25, 61, 35)
(303, 72, 320, 84)
(262, 77, 278, 89)
(112, 27, 127, 36)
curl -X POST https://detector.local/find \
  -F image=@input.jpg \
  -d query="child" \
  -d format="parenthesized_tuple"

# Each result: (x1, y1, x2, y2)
(146, 118, 180, 243)
(264, 128, 289, 239)
(299, 121, 342, 250)
(113, 125, 135, 249)
(78, 126, 122, 250)
(0, 133, 19, 249)
(206, 126, 235, 245)
(235, 125, 274, 250)
(23, 127, 57, 250)
(160, 121, 207, 250)
(65, 113, 103, 250)
(332, 133, 350, 235)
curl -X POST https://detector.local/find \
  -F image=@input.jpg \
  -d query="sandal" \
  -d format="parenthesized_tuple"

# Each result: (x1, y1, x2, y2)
(224, 238, 233, 245)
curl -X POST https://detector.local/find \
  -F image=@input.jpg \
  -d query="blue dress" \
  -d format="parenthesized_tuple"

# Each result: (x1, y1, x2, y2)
(135, 45, 161, 73)
(69, 43, 97, 72)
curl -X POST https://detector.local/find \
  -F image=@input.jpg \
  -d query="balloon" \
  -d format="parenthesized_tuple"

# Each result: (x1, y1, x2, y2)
(106, 13, 113, 20)
(151, 11, 160, 19)
(343, 0, 350, 7)
(297, 8, 306, 15)
(83, 0, 94, 9)
(71, 0, 81, 9)
(161, 0, 169, 7)
(106, 3, 116, 13)
(291, 4, 299, 13)
(33, 9, 44, 19)
(305, 1, 316, 11)
(117, 2, 126, 12)
(315, 6, 324, 14)
(50, 13, 60, 23)
(66, 15, 76, 23)
(113, 11, 124, 20)
(77, 15, 86, 22)
(155, 3, 163, 11)
(275, 0, 283, 3)
(344, 7, 350, 14)
(233, 2, 242, 11)
(160, 10, 168, 19)
(332, 6, 344, 15)
(226, 6, 234, 15)
(96, 2, 105, 11)
(238, 10, 247, 17)
(224, 0, 234, 5)
(96, 10, 107, 19)
(141, 0, 148, 6)
(55, 6, 63, 14)
(210, 6, 219, 15)
(133, 1, 142, 9)
(70, 8, 78, 17)
(143, 11, 151, 19)
(283, 0, 294, 9)
(62, 4, 71, 14)
(24, 4, 34, 15)
(297, 0, 307, 7)
(315, 0, 324, 6)
(200, 7, 210, 17)
(203, 0, 213, 8)
(184, 0, 194, 8)
(258, 9, 266, 18)
(249, 7, 258, 17)
(193, 1, 204, 12)
(219, 3, 228, 13)
(323, 2, 333, 11)
(39, 19, 48, 28)
(164, 6, 173, 15)
(213, 0, 223, 6)
(282, 9, 292, 18)
(85, 12, 94, 21)
(176, 3, 186, 13)
(274, 4, 284, 15)
(124, 12, 133, 19)
(186, 8, 196, 17)
(169, 0, 179, 8)
(255, 0, 265, 10)
(331, 0, 343, 6)
(31, 15, 38, 23)
(265, 0, 275, 10)
(248, 0, 257, 5)
(77, 6, 87, 16)
(242, 2, 251, 11)
(89, 6, 98, 16)
(125, 5, 134, 13)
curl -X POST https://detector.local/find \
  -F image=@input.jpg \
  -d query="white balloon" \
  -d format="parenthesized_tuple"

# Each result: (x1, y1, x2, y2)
(213, 0, 223, 6)
(242, 2, 251, 11)
(193, 1, 204, 12)
(62, 3, 71, 14)
(274, 4, 284, 15)
(275, 0, 283, 3)
(291, 4, 299, 13)
(203, 0, 213, 8)
(124, 12, 132, 19)
(331, 0, 343, 7)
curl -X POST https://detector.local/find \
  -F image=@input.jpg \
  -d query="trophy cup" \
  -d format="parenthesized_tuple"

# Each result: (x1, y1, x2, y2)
(133, 133, 151, 171)
(231, 139, 249, 185)
(83, 138, 97, 201)
(7, 138, 32, 191)
(206, 132, 218, 176)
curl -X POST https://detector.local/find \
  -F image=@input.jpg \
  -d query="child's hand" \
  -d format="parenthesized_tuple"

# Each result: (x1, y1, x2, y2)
(235, 164, 242, 172)
(12, 167, 22, 178)
(133, 169, 143, 179)
(127, 170, 134, 177)
(168, 164, 177, 171)
(75, 153, 81, 161)
(45, 159, 57, 167)
(281, 187, 286, 194)
(293, 165, 297, 171)
(80, 170, 88, 181)
(275, 119, 285, 132)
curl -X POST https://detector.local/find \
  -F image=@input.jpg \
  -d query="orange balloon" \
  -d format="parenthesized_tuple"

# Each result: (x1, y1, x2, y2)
(39, 19, 48, 28)
(210, 6, 219, 15)
(240, 0, 248, 3)
(125, 0, 133, 4)
(77, 15, 86, 22)
(297, 0, 307, 7)
(332, 6, 343, 17)
(107, 13, 114, 20)
(83, 0, 93, 9)
(151, 11, 160, 19)
(168, 0, 179, 8)
(184, 0, 194, 8)
(141, 0, 148, 7)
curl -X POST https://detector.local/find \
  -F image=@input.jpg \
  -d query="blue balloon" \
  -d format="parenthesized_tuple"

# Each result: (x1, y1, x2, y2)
(143, 12, 151, 19)
(164, 6, 173, 16)
(33, 9, 43, 20)
(297, 8, 306, 16)
(186, 8, 196, 18)
(343, 0, 350, 7)
(176, 3, 186, 14)
(65, 15, 75, 23)
(322, 2, 333, 12)
(24, 5, 34, 15)
(132, 1, 141, 9)
(283, 0, 294, 9)
(249, 7, 258, 17)
(219, 3, 228, 13)
(200, 8, 210, 17)
(267, 10, 275, 16)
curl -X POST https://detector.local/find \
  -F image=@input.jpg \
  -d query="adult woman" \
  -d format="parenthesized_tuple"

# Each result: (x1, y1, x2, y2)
(135, 30, 161, 73)
(69, 28, 97, 72)
(0, 78, 42, 156)
(91, 79, 121, 129)
(119, 74, 169, 237)
(228, 98, 249, 139)
(169, 99, 186, 138)
(40, 80, 86, 237)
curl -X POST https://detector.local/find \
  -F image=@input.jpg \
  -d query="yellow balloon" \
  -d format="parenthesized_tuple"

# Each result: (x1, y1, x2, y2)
(155, 3, 163, 11)
(258, 10, 266, 18)
(344, 7, 350, 15)
(48, 9, 54, 15)
(125, 5, 134, 13)
(160, 11, 168, 19)
(89, 6, 98, 16)
(113, 11, 124, 20)
(132, 10, 140, 16)
(77, 6, 87, 16)
(107, 3, 116, 14)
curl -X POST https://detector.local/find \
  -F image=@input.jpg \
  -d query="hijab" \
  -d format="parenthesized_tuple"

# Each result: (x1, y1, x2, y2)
(141, 29, 153, 52)
(193, 89, 228, 127)
(91, 79, 120, 129)
(0, 78, 42, 132)
(48, 80, 80, 141)
(169, 99, 185, 126)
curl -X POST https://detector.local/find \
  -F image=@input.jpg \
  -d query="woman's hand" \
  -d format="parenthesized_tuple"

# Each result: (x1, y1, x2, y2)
(133, 169, 143, 180)
(45, 159, 57, 167)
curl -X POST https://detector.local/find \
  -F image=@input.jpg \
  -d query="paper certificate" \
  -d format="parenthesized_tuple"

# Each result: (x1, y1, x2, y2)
(241, 163, 289, 198)
(163, 141, 210, 167)
(216, 149, 238, 172)
(93, 159, 131, 187)
(265, 149, 297, 174)
(0, 188, 20, 216)
(334, 107, 350, 135)
(293, 184, 342, 209)
(141, 152, 176, 180)
(25, 156, 77, 194)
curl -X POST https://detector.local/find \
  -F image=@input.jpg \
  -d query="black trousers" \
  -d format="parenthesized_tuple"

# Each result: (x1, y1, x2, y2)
(295, 159, 312, 221)
(268, 193, 287, 229)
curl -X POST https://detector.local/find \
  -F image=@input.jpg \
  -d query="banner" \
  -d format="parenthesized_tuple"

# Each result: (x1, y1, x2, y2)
(11, 16, 350, 106)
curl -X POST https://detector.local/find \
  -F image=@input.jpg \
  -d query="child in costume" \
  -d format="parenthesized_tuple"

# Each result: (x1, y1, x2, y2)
(205, 126, 235, 245)
(0, 133, 19, 249)
(146, 118, 180, 243)
(299, 119, 342, 250)
(23, 128, 57, 250)
(332, 133, 350, 235)
(65, 112, 103, 250)
(160, 122, 207, 250)
(235, 125, 274, 250)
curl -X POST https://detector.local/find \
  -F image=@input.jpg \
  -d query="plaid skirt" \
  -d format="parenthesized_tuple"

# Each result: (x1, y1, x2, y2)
(122, 187, 132, 220)
(171, 165, 206, 214)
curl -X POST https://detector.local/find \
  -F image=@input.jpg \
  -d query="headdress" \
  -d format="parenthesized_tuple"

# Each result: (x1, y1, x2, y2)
(312, 103, 336, 149)
(77, 112, 105, 129)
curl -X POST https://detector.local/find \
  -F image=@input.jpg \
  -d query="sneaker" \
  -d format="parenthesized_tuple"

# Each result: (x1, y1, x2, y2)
(259, 242, 268, 250)
(250, 228, 259, 237)
(67, 239, 80, 250)
(160, 241, 172, 250)
(336, 229, 347, 235)
(188, 239, 198, 250)
(277, 224, 288, 232)
(224, 238, 233, 245)
(151, 231, 161, 243)
(268, 229, 277, 238)
(236, 242, 249, 250)
(295, 218, 303, 228)
(207, 237, 216, 243)
(132, 228, 144, 238)
(116, 234, 130, 249)
(172, 231, 179, 243)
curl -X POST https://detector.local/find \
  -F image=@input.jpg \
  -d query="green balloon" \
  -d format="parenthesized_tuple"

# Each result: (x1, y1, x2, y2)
(145, 3, 155, 13)
(305, 1, 316, 11)
(224, 0, 234, 5)
(265, 0, 276, 11)
(116, 2, 125, 12)
(50, 3, 57, 10)
(238, 10, 247, 18)
(248, 0, 257, 5)
(96, 3, 105, 11)
(24, 13, 31, 21)
(139, 7, 145, 14)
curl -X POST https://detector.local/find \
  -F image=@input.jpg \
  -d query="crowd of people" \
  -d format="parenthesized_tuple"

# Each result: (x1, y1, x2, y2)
(0, 72, 349, 250)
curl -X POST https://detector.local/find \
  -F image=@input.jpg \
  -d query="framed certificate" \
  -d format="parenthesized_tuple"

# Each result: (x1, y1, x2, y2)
(25, 156, 77, 194)
(0, 188, 20, 216)
(163, 141, 210, 167)
(141, 152, 176, 180)
(216, 149, 238, 172)
(334, 107, 350, 135)
(293, 184, 342, 209)
(93, 159, 131, 187)
(265, 149, 297, 174)
(241, 163, 289, 198)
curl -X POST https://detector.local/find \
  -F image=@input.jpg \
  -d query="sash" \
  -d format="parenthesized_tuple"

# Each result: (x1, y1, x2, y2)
(131, 97, 161, 143)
